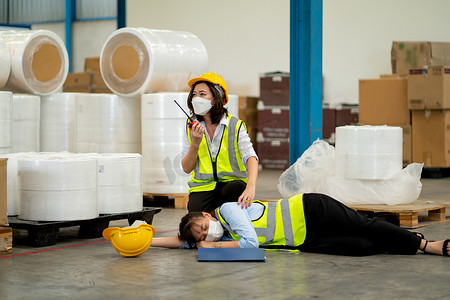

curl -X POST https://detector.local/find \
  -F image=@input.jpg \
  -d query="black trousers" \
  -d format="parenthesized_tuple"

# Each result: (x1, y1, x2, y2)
(299, 193, 422, 256)
(187, 180, 246, 213)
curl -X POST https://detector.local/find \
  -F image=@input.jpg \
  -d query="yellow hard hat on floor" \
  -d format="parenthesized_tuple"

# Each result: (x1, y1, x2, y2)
(188, 72, 229, 104)
(103, 223, 155, 257)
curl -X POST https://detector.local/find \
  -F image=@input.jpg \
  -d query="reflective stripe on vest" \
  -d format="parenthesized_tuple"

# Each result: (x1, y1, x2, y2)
(215, 194, 307, 248)
(187, 115, 248, 192)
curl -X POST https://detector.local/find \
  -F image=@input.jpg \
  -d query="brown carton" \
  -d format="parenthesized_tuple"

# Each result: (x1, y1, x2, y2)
(392, 42, 450, 75)
(63, 72, 91, 92)
(408, 66, 450, 109)
(85, 57, 100, 72)
(412, 110, 450, 167)
(359, 77, 410, 125)
(0, 158, 7, 226)
(260, 72, 289, 106)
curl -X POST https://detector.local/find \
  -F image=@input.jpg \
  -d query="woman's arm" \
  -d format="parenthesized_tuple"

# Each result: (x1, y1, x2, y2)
(238, 156, 258, 208)
(196, 240, 240, 248)
(151, 236, 184, 249)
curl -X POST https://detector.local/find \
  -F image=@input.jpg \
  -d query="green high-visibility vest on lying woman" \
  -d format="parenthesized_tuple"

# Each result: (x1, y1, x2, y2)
(216, 194, 306, 248)
(176, 193, 436, 256)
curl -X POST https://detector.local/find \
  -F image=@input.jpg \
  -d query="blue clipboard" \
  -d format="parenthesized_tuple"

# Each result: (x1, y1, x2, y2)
(198, 248, 266, 262)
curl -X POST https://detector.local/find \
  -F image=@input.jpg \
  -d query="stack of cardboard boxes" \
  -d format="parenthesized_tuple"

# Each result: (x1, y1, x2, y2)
(63, 57, 112, 93)
(257, 72, 290, 170)
(0, 158, 12, 255)
(359, 41, 450, 168)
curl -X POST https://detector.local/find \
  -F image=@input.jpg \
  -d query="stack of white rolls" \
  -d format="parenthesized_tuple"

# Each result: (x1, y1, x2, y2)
(18, 153, 98, 221)
(12, 94, 40, 153)
(40, 93, 141, 154)
(40, 93, 77, 152)
(0, 92, 12, 154)
(335, 125, 403, 180)
(94, 153, 143, 214)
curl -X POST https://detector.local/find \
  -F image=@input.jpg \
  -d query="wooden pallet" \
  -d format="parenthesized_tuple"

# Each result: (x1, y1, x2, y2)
(8, 207, 161, 247)
(144, 193, 188, 209)
(348, 198, 450, 229)
(0, 227, 12, 255)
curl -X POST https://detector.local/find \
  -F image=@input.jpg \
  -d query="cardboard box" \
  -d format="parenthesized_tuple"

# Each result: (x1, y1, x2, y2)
(0, 227, 12, 255)
(322, 108, 336, 139)
(412, 110, 450, 167)
(63, 72, 91, 92)
(257, 107, 289, 139)
(260, 72, 289, 106)
(0, 158, 7, 227)
(257, 136, 289, 170)
(335, 105, 359, 127)
(392, 42, 450, 75)
(402, 124, 412, 166)
(91, 71, 112, 93)
(408, 66, 450, 109)
(359, 77, 410, 125)
(85, 57, 100, 72)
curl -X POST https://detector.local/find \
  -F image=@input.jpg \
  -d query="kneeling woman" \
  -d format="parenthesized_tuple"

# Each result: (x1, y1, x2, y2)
(152, 193, 450, 256)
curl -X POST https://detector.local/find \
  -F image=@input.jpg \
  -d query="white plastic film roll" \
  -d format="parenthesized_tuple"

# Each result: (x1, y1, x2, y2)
(0, 92, 12, 149)
(335, 125, 403, 180)
(141, 93, 190, 194)
(18, 154, 97, 191)
(225, 95, 239, 118)
(18, 153, 98, 221)
(0, 30, 69, 95)
(12, 94, 40, 153)
(0, 36, 11, 89)
(0, 152, 37, 215)
(19, 189, 98, 221)
(40, 93, 77, 152)
(75, 93, 141, 153)
(100, 28, 208, 97)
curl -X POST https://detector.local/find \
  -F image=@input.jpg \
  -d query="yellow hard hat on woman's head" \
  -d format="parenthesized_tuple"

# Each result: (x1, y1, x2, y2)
(188, 72, 229, 104)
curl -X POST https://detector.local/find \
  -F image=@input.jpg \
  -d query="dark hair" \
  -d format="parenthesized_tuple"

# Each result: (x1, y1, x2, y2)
(187, 81, 228, 124)
(178, 212, 205, 244)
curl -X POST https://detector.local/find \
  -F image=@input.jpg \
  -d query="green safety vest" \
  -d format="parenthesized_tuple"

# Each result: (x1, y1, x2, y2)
(187, 115, 248, 193)
(215, 194, 307, 248)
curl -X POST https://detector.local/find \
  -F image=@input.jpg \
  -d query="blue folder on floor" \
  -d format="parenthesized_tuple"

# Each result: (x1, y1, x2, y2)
(198, 248, 266, 262)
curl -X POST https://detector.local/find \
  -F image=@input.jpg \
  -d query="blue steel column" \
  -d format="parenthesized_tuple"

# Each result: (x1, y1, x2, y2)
(117, 0, 126, 29)
(65, 0, 76, 72)
(289, 0, 323, 164)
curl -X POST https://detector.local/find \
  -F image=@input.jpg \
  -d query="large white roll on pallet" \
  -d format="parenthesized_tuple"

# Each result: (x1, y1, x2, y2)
(0, 30, 68, 95)
(94, 153, 143, 214)
(226, 95, 239, 118)
(335, 125, 403, 180)
(0, 36, 11, 89)
(100, 28, 208, 97)
(0, 92, 12, 152)
(40, 93, 77, 152)
(18, 153, 98, 221)
(12, 94, 40, 153)
(141, 93, 190, 194)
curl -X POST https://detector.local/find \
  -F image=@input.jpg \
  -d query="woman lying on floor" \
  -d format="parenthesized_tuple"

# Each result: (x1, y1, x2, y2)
(151, 193, 450, 256)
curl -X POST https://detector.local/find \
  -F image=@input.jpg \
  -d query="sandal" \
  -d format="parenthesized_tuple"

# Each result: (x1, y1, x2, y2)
(412, 232, 425, 239)
(443, 239, 450, 257)
(421, 240, 429, 253)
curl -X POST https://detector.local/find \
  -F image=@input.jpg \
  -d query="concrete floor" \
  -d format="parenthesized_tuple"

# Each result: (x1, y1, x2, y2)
(1, 169, 450, 299)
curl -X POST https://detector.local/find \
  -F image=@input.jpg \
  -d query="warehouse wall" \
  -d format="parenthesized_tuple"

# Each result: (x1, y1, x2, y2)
(31, 0, 450, 104)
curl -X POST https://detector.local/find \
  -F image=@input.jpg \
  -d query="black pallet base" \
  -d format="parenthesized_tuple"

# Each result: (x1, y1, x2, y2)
(8, 207, 162, 247)
(421, 167, 450, 179)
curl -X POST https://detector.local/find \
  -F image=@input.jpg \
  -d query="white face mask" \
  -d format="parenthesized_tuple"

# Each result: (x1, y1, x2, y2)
(192, 97, 212, 116)
(205, 219, 224, 241)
